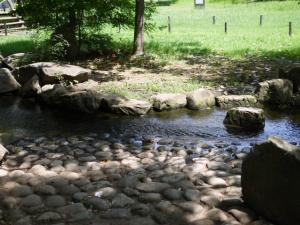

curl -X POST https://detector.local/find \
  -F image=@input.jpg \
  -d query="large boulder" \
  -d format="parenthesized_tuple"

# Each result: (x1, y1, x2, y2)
(0, 68, 21, 94)
(255, 79, 293, 105)
(151, 93, 187, 111)
(242, 136, 300, 225)
(39, 85, 102, 113)
(186, 89, 216, 110)
(15, 62, 91, 86)
(40, 64, 91, 85)
(103, 96, 152, 116)
(15, 62, 55, 85)
(2, 53, 27, 70)
(0, 144, 8, 162)
(224, 107, 265, 130)
(20, 75, 42, 97)
(216, 95, 257, 109)
(279, 63, 300, 92)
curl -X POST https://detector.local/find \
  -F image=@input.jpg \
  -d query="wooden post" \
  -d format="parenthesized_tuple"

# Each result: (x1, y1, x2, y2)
(260, 15, 263, 26)
(213, 16, 216, 25)
(225, 22, 227, 34)
(289, 22, 292, 36)
(168, 16, 171, 33)
(4, 23, 8, 36)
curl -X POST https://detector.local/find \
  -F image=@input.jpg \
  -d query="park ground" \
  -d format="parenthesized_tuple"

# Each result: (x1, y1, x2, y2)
(0, 0, 299, 99)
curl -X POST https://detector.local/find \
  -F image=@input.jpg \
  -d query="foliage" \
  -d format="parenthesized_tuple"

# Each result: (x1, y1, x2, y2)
(16, 0, 156, 59)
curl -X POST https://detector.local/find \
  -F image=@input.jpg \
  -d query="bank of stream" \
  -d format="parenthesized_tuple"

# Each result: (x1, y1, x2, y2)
(0, 96, 299, 147)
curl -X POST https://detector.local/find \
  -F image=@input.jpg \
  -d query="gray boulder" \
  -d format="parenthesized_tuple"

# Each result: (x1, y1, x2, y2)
(16, 62, 91, 86)
(224, 107, 265, 130)
(40, 64, 91, 85)
(279, 63, 300, 92)
(151, 93, 187, 111)
(216, 95, 257, 109)
(0, 68, 21, 94)
(20, 75, 41, 97)
(255, 79, 293, 105)
(242, 136, 300, 225)
(15, 62, 54, 85)
(0, 144, 8, 162)
(103, 96, 152, 116)
(186, 88, 216, 110)
(39, 85, 102, 113)
(2, 53, 27, 70)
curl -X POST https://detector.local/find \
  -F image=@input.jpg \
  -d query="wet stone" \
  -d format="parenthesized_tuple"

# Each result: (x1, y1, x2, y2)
(139, 193, 162, 203)
(57, 203, 91, 222)
(11, 185, 33, 197)
(21, 194, 43, 208)
(163, 188, 182, 200)
(101, 208, 131, 219)
(112, 193, 135, 208)
(45, 195, 66, 208)
(34, 184, 56, 195)
(86, 197, 110, 211)
(36, 211, 62, 222)
(131, 203, 150, 217)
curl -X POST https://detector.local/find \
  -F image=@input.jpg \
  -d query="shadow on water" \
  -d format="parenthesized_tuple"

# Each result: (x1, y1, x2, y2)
(0, 96, 300, 145)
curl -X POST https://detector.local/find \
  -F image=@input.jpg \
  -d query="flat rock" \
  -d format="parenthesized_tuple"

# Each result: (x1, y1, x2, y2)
(151, 93, 187, 111)
(186, 88, 216, 110)
(0, 68, 20, 94)
(136, 182, 170, 193)
(216, 95, 257, 109)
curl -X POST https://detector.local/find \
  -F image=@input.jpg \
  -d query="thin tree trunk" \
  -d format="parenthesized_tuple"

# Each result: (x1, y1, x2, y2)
(133, 0, 145, 56)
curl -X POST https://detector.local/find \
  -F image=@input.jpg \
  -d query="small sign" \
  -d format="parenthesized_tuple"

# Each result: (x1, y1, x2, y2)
(195, 0, 205, 7)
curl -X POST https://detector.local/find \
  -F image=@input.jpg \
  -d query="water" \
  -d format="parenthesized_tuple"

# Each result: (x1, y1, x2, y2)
(0, 96, 300, 145)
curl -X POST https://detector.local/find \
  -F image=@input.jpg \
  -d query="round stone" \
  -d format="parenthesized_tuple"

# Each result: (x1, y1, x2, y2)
(21, 194, 42, 208)
(34, 184, 56, 195)
(163, 188, 182, 200)
(86, 197, 110, 211)
(11, 185, 33, 197)
(45, 195, 66, 208)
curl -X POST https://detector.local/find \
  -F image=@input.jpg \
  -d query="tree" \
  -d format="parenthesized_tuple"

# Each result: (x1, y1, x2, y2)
(17, 0, 155, 59)
(133, 0, 145, 56)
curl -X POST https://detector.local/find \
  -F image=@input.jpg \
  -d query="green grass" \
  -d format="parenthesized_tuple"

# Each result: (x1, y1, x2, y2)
(0, 35, 35, 56)
(1, 0, 300, 60)
(107, 0, 300, 60)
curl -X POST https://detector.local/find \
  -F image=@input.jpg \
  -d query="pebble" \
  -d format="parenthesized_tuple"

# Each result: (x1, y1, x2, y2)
(86, 197, 110, 211)
(21, 194, 43, 208)
(45, 195, 67, 208)
(163, 188, 182, 200)
(139, 193, 162, 203)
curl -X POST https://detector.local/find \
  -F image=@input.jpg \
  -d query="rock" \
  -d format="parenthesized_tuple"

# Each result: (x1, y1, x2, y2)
(0, 144, 8, 162)
(34, 184, 56, 195)
(20, 75, 41, 97)
(40, 63, 91, 85)
(184, 189, 200, 201)
(136, 182, 170, 193)
(39, 84, 102, 113)
(111, 193, 135, 208)
(103, 96, 152, 115)
(186, 88, 216, 110)
(36, 211, 62, 222)
(255, 79, 293, 105)
(224, 107, 265, 130)
(279, 63, 300, 92)
(21, 194, 43, 208)
(242, 136, 300, 225)
(131, 203, 150, 216)
(101, 208, 131, 219)
(0, 68, 21, 94)
(139, 193, 162, 203)
(206, 208, 229, 222)
(163, 188, 182, 200)
(57, 203, 91, 222)
(228, 207, 257, 224)
(2, 53, 28, 70)
(206, 177, 228, 188)
(16, 62, 54, 85)
(151, 93, 187, 111)
(11, 185, 33, 197)
(86, 197, 110, 211)
(45, 195, 66, 208)
(216, 95, 257, 109)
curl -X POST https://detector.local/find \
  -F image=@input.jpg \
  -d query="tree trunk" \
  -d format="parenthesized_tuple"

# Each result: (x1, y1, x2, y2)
(133, 0, 145, 56)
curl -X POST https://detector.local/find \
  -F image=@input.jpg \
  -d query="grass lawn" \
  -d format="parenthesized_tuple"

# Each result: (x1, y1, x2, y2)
(107, 0, 300, 59)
